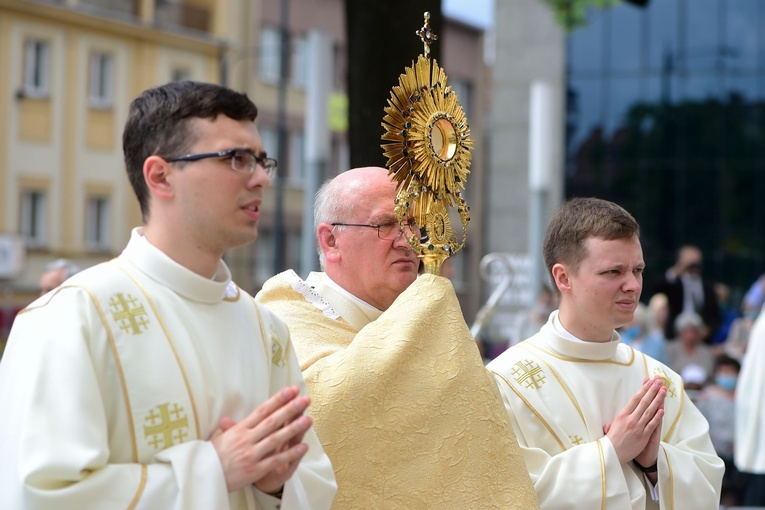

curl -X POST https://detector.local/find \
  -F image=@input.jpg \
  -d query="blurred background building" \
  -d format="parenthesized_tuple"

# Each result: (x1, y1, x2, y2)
(480, 0, 765, 349)
(0, 0, 490, 343)
(2, 0, 765, 354)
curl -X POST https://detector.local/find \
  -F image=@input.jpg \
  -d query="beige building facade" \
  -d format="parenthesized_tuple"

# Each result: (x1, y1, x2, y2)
(0, 0, 235, 338)
(0, 0, 491, 342)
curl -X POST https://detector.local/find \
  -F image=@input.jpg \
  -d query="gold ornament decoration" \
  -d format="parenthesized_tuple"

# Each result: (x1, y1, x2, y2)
(382, 12, 473, 275)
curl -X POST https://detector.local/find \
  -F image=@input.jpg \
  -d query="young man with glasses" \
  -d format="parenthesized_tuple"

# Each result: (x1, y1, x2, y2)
(0, 81, 336, 510)
(256, 167, 538, 509)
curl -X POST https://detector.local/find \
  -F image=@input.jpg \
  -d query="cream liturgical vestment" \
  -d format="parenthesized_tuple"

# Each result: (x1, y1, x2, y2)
(256, 270, 539, 509)
(488, 312, 723, 510)
(0, 229, 336, 510)
(735, 305, 765, 473)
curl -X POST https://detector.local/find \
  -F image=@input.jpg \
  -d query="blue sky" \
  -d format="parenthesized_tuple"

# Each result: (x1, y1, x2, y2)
(443, 0, 495, 29)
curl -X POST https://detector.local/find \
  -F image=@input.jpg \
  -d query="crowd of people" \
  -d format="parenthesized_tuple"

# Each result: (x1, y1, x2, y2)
(0, 80, 748, 509)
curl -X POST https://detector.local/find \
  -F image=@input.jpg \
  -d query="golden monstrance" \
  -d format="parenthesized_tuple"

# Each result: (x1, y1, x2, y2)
(381, 12, 474, 276)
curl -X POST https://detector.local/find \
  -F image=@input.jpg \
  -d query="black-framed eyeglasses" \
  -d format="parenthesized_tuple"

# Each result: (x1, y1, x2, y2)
(166, 149, 277, 179)
(331, 219, 421, 241)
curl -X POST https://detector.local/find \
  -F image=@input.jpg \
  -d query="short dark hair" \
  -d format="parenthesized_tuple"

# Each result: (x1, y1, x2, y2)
(122, 81, 258, 220)
(543, 197, 640, 286)
(714, 354, 741, 374)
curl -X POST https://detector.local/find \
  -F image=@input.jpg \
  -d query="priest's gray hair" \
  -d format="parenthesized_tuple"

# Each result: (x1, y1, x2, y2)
(314, 176, 355, 269)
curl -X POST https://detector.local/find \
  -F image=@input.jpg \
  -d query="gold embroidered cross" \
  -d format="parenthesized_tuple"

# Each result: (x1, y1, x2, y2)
(570, 435, 584, 445)
(109, 293, 149, 335)
(270, 324, 285, 368)
(143, 403, 189, 450)
(654, 368, 677, 398)
(512, 360, 546, 389)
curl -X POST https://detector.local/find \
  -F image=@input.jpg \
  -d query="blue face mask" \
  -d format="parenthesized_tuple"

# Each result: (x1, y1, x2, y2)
(716, 375, 737, 392)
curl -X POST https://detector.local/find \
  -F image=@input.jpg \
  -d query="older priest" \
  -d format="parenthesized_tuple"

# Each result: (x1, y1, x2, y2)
(257, 167, 538, 509)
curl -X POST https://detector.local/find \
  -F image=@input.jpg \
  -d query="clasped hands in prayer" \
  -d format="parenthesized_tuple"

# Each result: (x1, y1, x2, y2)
(603, 376, 667, 483)
(210, 386, 312, 496)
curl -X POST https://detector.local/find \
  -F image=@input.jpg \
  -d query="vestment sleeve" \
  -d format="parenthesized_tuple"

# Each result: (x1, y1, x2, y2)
(256, 304, 337, 510)
(655, 393, 724, 509)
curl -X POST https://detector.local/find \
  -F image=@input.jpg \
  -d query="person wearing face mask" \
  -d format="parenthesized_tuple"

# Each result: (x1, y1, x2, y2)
(696, 355, 742, 506)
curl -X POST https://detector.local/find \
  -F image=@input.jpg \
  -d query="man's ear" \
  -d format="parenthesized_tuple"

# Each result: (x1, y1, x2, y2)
(317, 223, 340, 263)
(143, 155, 174, 200)
(551, 263, 572, 294)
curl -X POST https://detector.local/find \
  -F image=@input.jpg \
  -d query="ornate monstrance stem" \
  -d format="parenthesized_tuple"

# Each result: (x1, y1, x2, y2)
(382, 12, 473, 276)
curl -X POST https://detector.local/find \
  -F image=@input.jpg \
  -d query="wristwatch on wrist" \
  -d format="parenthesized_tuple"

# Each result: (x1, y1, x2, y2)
(633, 459, 658, 473)
(267, 486, 284, 499)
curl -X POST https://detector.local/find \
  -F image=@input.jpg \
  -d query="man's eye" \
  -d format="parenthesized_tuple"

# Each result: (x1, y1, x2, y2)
(232, 152, 250, 165)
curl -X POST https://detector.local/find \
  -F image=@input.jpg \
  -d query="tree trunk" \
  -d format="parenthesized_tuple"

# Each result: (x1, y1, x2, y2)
(345, 1, 442, 169)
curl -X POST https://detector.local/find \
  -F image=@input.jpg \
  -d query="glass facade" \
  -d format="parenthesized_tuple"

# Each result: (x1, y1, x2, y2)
(566, 0, 765, 299)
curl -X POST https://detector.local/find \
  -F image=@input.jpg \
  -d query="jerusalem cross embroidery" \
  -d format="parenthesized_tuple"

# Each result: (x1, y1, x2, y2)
(654, 367, 677, 398)
(270, 324, 285, 368)
(108, 293, 149, 335)
(143, 402, 190, 450)
(512, 359, 546, 389)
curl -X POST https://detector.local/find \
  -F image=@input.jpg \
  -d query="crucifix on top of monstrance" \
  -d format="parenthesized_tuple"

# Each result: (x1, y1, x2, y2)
(381, 11, 473, 276)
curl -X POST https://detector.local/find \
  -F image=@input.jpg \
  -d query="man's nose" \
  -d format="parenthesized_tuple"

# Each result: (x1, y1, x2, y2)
(392, 227, 415, 249)
(246, 165, 271, 189)
(623, 272, 642, 292)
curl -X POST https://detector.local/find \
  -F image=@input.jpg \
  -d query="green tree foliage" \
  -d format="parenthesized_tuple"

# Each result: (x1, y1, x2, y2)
(539, 0, 620, 30)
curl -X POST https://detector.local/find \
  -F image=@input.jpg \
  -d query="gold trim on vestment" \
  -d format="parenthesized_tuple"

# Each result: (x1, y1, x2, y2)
(664, 378, 685, 442)
(661, 443, 675, 509)
(127, 465, 147, 510)
(77, 283, 140, 463)
(525, 340, 636, 366)
(492, 371, 567, 452)
(16, 284, 71, 315)
(596, 439, 606, 510)
(639, 349, 649, 376)
(518, 343, 588, 428)
(117, 260, 201, 441)
(254, 304, 270, 365)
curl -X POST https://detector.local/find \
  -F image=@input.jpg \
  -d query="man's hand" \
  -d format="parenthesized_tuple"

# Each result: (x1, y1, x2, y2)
(210, 386, 313, 494)
(604, 376, 666, 465)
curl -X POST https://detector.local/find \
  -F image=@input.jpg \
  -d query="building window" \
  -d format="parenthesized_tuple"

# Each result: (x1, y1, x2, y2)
(85, 196, 110, 251)
(172, 67, 192, 82)
(23, 39, 50, 97)
(89, 52, 114, 108)
(19, 190, 47, 248)
(289, 130, 305, 183)
(291, 34, 308, 88)
(259, 125, 278, 156)
(260, 26, 282, 83)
